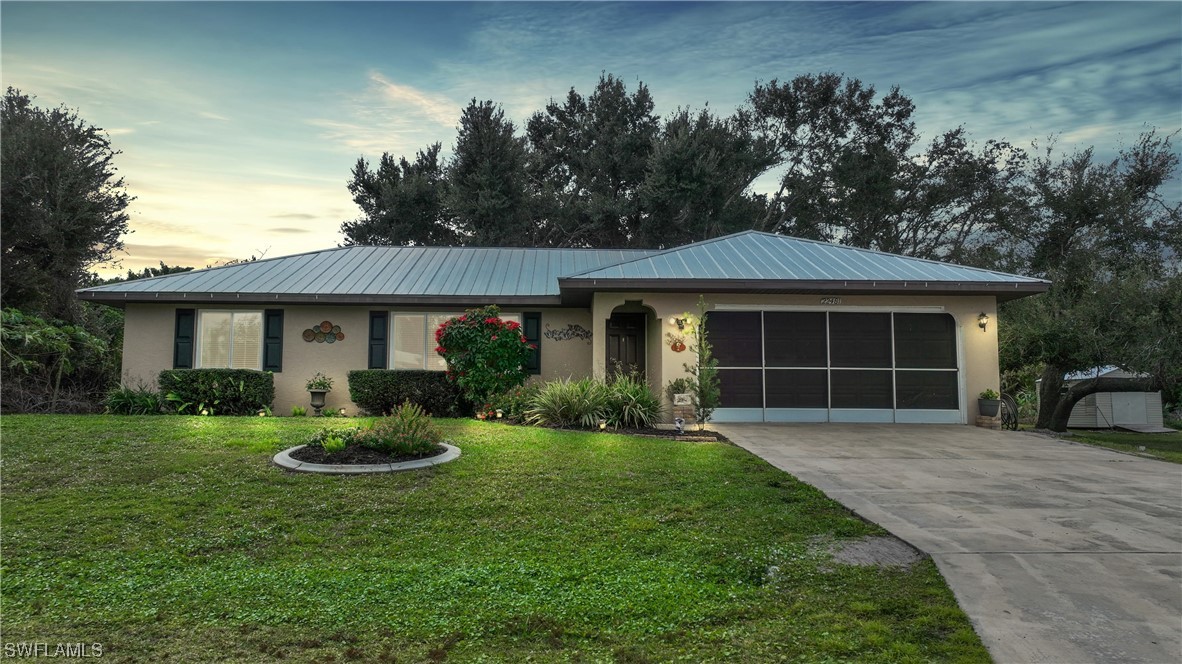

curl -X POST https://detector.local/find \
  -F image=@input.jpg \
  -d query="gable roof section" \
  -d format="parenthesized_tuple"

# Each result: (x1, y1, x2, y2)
(558, 231, 1048, 301)
(78, 246, 655, 306)
(77, 231, 1049, 306)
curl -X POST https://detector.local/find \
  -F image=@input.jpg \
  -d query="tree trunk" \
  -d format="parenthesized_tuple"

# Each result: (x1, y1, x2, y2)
(1035, 365, 1064, 430)
(1036, 364, 1160, 432)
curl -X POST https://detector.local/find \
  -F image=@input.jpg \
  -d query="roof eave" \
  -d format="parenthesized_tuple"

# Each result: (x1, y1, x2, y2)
(75, 291, 565, 307)
(558, 278, 1050, 303)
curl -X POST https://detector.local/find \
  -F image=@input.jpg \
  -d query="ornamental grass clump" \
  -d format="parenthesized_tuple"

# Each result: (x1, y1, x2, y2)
(435, 305, 533, 410)
(605, 373, 662, 428)
(526, 377, 610, 428)
(357, 401, 442, 456)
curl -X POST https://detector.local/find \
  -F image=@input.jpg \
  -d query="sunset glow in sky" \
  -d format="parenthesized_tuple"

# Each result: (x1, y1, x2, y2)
(2, 1, 1179, 277)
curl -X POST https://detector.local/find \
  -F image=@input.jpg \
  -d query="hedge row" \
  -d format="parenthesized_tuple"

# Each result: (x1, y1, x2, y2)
(348, 369, 471, 417)
(158, 369, 274, 416)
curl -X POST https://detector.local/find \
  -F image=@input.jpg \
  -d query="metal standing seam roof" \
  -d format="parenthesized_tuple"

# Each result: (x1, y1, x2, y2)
(76, 231, 1050, 305)
(77, 246, 657, 304)
(563, 231, 1048, 284)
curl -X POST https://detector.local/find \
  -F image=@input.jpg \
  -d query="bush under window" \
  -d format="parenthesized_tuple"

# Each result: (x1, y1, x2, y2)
(348, 369, 470, 417)
(157, 368, 274, 416)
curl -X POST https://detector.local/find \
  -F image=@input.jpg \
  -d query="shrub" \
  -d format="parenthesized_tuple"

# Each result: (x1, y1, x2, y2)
(348, 370, 471, 417)
(157, 368, 274, 416)
(489, 383, 541, 423)
(526, 377, 609, 428)
(321, 435, 346, 454)
(435, 305, 533, 408)
(357, 402, 442, 455)
(1, 307, 112, 413)
(306, 427, 362, 449)
(291, 405, 307, 417)
(605, 373, 662, 428)
(104, 383, 164, 415)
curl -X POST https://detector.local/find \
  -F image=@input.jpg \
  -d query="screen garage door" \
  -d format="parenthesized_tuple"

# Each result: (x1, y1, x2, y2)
(707, 311, 962, 424)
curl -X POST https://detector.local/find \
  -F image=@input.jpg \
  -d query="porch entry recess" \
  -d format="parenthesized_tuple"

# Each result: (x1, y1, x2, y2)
(707, 311, 963, 423)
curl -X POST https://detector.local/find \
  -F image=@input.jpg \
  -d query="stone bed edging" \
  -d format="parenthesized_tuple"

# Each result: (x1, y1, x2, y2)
(273, 443, 461, 474)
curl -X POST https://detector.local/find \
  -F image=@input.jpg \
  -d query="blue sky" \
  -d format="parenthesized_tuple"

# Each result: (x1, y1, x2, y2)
(2, 1, 1179, 275)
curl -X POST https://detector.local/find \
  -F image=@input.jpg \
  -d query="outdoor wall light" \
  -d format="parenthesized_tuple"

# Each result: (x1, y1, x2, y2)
(978, 313, 990, 332)
(674, 317, 687, 331)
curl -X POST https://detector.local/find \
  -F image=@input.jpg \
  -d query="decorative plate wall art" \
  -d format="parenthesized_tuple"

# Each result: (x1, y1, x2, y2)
(304, 321, 345, 343)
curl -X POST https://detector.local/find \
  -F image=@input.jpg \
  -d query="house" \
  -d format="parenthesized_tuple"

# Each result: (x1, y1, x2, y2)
(77, 231, 1049, 423)
(1041, 366, 1166, 429)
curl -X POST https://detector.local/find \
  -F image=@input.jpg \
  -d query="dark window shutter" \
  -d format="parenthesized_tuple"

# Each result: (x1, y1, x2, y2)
(368, 311, 388, 369)
(523, 312, 541, 375)
(173, 309, 195, 369)
(263, 309, 284, 372)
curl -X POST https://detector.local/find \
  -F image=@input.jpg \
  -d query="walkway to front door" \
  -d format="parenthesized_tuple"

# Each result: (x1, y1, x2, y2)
(715, 423, 1182, 664)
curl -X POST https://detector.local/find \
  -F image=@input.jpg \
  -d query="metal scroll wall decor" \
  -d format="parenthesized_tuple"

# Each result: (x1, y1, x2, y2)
(302, 320, 345, 344)
(543, 323, 592, 344)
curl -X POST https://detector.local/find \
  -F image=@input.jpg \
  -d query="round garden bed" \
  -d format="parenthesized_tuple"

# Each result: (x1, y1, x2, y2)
(273, 443, 460, 474)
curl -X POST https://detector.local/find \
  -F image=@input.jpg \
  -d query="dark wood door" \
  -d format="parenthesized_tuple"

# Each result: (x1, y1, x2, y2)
(606, 313, 645, 378)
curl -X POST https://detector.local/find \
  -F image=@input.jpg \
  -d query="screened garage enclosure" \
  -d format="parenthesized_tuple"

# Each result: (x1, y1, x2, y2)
(707, 310, 962, 423)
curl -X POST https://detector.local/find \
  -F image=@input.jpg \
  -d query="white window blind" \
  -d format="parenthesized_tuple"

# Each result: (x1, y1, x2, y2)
(198, 311, 263, 370)
(392, 314, 426, 370)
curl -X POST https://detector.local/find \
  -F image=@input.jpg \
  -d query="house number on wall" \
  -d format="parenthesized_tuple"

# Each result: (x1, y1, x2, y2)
(820, 297, 843, 305)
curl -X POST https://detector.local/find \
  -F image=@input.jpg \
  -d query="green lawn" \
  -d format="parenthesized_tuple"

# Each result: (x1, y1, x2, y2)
(1065, 428, 1182, 464)
(1, 416, 987, 662)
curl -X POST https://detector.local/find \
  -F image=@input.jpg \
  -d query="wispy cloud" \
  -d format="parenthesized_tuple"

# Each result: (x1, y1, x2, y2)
(270, 213, 318, 221)
(367, 71, 456, 126)
(307, 72, 461, 157)
(268, 226, 312, 234)
(198, 111, 230, 121)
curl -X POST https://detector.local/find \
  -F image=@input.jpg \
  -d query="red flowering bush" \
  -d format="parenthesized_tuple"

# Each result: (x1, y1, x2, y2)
(435, 305, 533, 409)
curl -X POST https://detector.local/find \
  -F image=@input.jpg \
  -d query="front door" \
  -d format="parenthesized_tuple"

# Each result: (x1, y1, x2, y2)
(606, 313, 646, 378)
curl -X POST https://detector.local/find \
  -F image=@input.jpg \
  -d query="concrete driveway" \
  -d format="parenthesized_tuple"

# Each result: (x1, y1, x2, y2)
(715, 424, 1182, 664)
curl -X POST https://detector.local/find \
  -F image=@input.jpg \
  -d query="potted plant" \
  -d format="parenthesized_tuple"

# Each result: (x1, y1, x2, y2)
(978, 388, 1001, 418)
(306, 372, 334, 416)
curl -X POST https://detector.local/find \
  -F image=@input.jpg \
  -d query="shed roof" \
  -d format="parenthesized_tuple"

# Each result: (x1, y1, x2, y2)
(77, 230, 1049, 306)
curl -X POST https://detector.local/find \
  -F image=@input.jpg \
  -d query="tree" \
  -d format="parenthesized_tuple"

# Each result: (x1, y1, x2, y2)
(447, 100, 534, 246)
(997, 131, 1182, 431)
(526, 74, 660, 247)
(636, 107, 773, 247)
(341, 144, 457, 246)
(1, 88, 133, 322)
(682, 297, 721, 429)
(744, 73, 1025, 262)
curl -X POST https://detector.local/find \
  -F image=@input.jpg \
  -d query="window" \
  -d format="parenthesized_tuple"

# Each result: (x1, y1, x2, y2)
(391, 312, 521, 371)
(197, 311, 263, 369)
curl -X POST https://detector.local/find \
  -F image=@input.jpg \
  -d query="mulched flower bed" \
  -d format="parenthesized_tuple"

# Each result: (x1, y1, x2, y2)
(524, 423, 728, 443)
(609, 427, 729, 442)
(289, 444, 448, 465)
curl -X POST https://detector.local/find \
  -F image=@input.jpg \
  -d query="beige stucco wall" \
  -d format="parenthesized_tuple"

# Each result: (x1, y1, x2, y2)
(591, 292, 1000, 423)
(123, 295, 1002, 421)
(122, 304, 368, 414)
(500, 308, 594, 382)
(122, 304, 597, 414)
